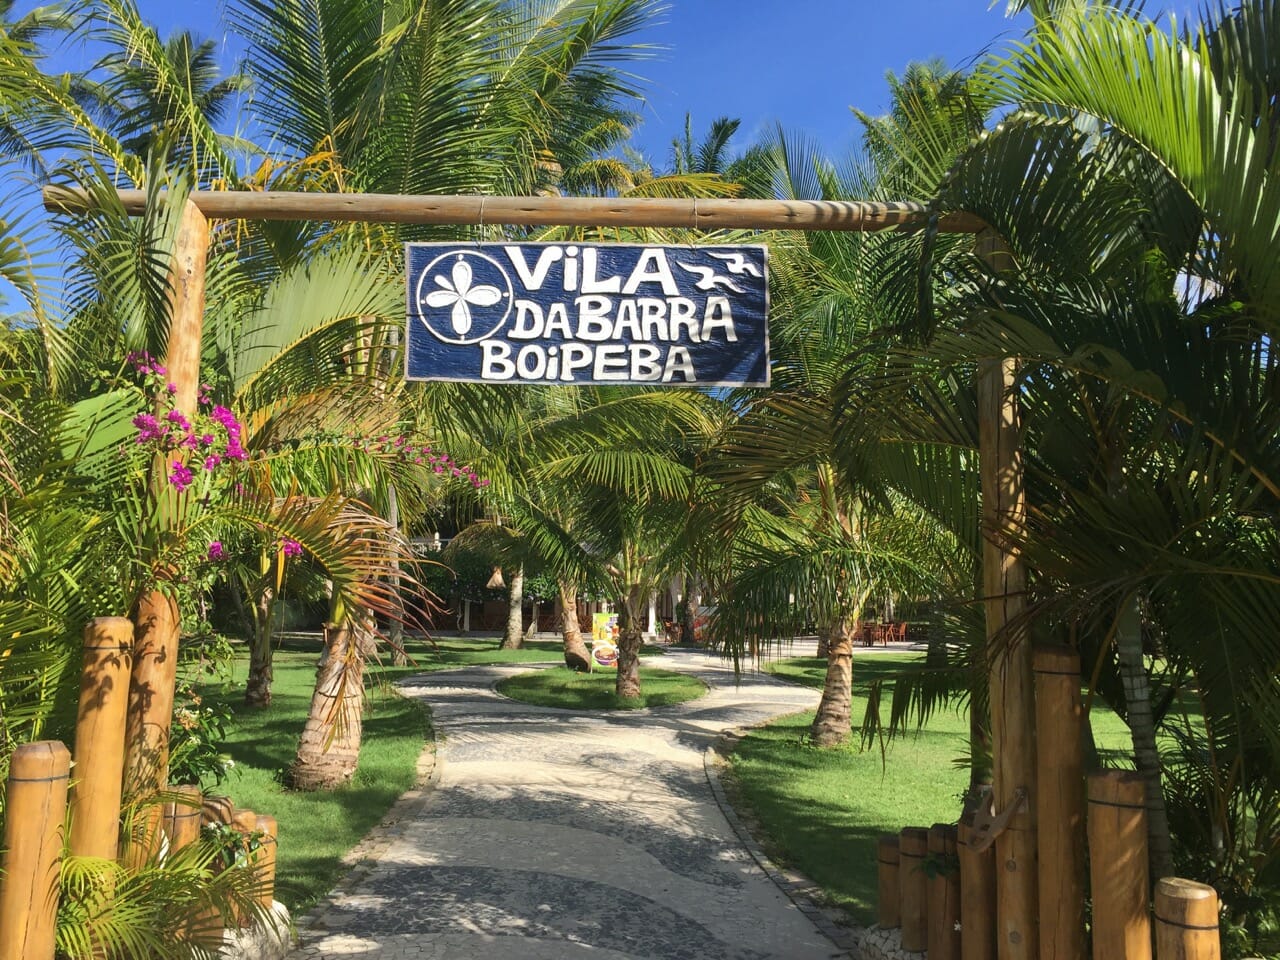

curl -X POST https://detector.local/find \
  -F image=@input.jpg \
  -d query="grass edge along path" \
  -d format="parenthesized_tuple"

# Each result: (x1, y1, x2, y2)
(204, 636, 569, 915)
(496, 662, 708, 710)
(726, 653, 1133, 925)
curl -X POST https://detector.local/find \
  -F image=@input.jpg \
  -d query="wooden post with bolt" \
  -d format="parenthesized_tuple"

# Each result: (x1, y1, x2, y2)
(1034, 646, 1086, 960)
(1154, 878, 1220, 960)
(878, 834, 901, 928)
(1088, 771, 1152, 960)
(0, 741, 71, 960)
(69, 616, 133, 861)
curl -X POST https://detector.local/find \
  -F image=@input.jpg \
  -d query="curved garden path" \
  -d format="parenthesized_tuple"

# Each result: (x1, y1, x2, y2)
(289, 649, 853, 960)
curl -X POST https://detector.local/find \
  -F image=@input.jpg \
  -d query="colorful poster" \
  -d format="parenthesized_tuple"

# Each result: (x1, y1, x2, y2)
(592, 612, 619, 643)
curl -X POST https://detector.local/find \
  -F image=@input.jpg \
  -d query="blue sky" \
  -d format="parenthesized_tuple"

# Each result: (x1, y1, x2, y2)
(34, 0, 1036, 164)
(623, 1, 1031, 163)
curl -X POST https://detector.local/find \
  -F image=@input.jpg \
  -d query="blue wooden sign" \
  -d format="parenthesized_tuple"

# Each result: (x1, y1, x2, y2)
(405, 243, 769, 386)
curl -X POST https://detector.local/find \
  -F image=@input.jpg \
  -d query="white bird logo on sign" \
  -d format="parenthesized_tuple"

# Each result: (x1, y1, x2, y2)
(676, 261, 745, 293)
(708, 251, 763, 277)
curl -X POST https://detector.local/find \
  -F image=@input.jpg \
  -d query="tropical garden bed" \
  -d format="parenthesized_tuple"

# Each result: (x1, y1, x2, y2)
(496, 662, 705, 711)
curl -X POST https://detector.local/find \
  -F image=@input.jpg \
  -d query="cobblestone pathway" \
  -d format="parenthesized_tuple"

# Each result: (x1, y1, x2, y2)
(290, 650, 852, 960)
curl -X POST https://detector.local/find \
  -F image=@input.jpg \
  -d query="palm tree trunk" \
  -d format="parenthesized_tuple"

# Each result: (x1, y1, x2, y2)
(387, 484, 407, 667)
(1116, 596, 1175, 880)
(615, 588, 644, 699)
(810, 617, 854, 746)
(287, 618, 370, 791)
(499, 565, 524, 650)
(815, 620, 831, 658)
(558, 580, 590, 672)
(244, 587, 274, 707)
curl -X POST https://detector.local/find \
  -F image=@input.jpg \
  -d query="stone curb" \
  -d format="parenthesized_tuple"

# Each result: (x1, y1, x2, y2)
(702, 728, 864, 959)
(290, 694, 441, 938)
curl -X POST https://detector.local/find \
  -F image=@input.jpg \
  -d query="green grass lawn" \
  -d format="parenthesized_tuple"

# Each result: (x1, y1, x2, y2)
(496, 663, 707, 710)
(729, 653, 1134, 925)
(200, 634, 572, 914)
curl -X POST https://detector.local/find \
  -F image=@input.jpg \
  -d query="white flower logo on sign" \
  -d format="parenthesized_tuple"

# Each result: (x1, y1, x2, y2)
(414, 250, 513, 345)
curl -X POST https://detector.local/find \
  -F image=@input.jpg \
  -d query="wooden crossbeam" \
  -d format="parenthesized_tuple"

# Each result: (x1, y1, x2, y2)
(42, 187, 986, 234)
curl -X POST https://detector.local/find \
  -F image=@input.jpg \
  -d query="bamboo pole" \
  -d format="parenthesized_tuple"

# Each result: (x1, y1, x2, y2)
(900, 826, 930, 951)
(122, 590, 181, 798)
(928, 823, 962, 960)
(976, 229, 1038, 960)
(0, 741, 71, 960)
(1087, 771, 1151, 960)
(254, 814, 278, 910)
(43, 186, 988, 234)
(878, 834, 901, 928)
(1154, 878, 1220, 960)
(69, 616, 133, 861)
(1034, 646, 1086, 960)
(959, 821, 998, 960)
(163, 784, 203, 852)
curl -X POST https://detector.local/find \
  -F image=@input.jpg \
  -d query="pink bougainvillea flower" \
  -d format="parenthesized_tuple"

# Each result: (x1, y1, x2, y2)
(280, 537, 303, 558)
(169, 460, 194, 492)
(203, 454, 222, 471)
(207, 541, 225, 561)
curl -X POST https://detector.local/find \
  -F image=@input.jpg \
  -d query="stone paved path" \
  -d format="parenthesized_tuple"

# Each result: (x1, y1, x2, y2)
(291, 650, 852, 960)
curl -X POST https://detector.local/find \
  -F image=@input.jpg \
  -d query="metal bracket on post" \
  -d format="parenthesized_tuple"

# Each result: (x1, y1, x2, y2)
(966, 786, 1028, 853)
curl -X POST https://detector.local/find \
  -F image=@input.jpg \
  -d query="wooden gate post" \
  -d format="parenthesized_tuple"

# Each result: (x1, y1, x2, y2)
(1034, 646, 1086, 960)
(69, 617, 133, 861)
(1154, 879, 1220, 960)
(0, 741, 71, 960)
(1088, 771, 1151, 960)
(124, 197, 209, 801)
(900, 826, 930, 951)
(976, 229, 1038, 960)
(878, 834, 901, 928)
(928, 823, 962, 960)
(959, 821, 998, 960)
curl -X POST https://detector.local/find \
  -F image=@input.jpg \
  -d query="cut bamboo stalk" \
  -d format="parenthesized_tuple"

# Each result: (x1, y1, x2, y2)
(878, 834, 901, 928)
(163, 784, 203, 853)
(928, 823, 962, 960)
(230, 808, 258, 927)
(1154, 878, 1220, 960)
(254, 815, 278, 909)
(1088, 771, 1151, 960)
(959, 820, 998, 960)
(0, 741, 71, 960)
(69, 616, 133, 861)
(900, 826, 930, 951)
(976, 229, 1038, 960)
(1034, 646, 1086, 960)
(42, 187, 988, 234)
